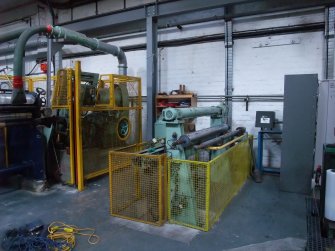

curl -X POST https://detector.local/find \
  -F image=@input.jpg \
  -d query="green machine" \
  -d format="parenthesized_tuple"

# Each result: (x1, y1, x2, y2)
(154, 104, 229, 225)
(155, 104, 229, 159)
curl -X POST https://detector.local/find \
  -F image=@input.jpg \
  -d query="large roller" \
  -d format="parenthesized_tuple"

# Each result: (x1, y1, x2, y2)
(172, 124, 229, 148)
(194, 127, 246, 149)
(163, 106, 224, 121)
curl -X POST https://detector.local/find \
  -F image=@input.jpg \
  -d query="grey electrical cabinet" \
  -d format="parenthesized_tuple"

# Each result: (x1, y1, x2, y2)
(280, 74, 318, 194)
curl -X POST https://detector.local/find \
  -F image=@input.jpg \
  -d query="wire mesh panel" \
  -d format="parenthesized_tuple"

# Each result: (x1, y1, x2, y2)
(168, 160, 209, 230)
(79, 74, 142, 181)
(208, 137, 252, 229)
(52, 69, 71, 108)
(168, 136, 252, 231)
(109, 144, 167, 226)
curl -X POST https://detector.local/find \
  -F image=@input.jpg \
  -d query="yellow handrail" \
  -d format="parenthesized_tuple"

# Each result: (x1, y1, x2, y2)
(207, 134, 246, 150)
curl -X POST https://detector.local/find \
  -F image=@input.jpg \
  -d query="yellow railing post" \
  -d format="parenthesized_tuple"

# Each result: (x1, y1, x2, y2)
(74, 61, 84, 191)
(67, 69, 76, 185)
(205, 163, 211, 231)
(138, 78, 142, 143)
(27, 78, 34, 92)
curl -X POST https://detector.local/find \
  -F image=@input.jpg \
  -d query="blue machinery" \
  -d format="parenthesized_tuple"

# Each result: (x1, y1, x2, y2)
(0, 90, 48, 182)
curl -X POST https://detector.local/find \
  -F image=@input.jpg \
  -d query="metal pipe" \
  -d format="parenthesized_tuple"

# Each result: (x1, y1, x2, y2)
(173, 124, 229, 148)
(194, 127, 246, 149)
(0, 40, 47, 56)
(50, 25, 127, 75)
(163, 106, 223, 121)
(12, 26, 49, 104)
(46, 38, 52, 107)
(11, 24, 128, 104)
(0, 93, 36, 105)
(0, 28, 26, 44)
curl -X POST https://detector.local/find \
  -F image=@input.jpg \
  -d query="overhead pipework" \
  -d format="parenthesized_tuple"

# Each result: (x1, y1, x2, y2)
(11, 25, 128, 104)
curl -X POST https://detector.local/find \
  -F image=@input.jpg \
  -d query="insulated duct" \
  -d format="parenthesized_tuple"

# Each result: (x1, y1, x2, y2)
(0, 28, 26, 44)
(11, 25, 128, 104)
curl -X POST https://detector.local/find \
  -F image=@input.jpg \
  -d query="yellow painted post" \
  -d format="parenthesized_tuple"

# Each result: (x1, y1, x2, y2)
(74, 61, 84, 191)
(167, 159, 171, 221)
(158, 156, 162, 225)
(138, 78, 142, 142)
(205, 163, 211, 231)
(27, 78, 33, 92)
(110, 75, 115, 107)
(67, 69, 75, 185)
(109, 152, 113, 215)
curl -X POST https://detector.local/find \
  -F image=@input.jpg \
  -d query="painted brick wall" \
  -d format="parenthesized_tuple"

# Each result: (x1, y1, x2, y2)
(233, 31, 324, 167)
(2, 8, 324, 166)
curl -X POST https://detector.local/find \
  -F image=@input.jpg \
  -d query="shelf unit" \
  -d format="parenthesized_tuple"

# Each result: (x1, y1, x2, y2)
(156, 94, 197, 132)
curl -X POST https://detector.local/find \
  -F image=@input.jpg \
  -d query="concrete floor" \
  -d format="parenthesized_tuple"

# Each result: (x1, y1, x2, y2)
(0, 174, 307, 251)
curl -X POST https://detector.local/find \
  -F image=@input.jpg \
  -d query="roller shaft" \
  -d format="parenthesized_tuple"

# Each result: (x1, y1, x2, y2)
(194, 127, 246, 149)
(163, 107, 222, 121)
(173, 124, 229, 147)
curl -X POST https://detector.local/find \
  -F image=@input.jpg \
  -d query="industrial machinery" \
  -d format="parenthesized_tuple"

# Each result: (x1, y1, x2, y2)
(1, 25, 136, 192)
(52, 62, 142, 191)
(0, 81, 52, 190)
(155, 104, 229, 159)
(109, 103, 252, 230)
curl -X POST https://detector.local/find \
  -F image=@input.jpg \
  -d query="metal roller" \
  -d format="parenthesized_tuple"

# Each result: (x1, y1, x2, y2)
(194, 127, 246, 149)
(0, 93, 36, 105)
(172, 124, 229, 148)
(163, 106, 223, 121)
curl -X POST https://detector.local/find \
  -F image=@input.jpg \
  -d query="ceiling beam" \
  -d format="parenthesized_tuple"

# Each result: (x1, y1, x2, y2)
(59, 0, 333, 38)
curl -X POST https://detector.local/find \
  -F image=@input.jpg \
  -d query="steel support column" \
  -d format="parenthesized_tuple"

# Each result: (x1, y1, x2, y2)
(325, 7, 335, 79)
(46, 38, 52, 107)
(224, 20, 233, 127)
(146, 6, 158, 140)
(54, 50, 63, 74)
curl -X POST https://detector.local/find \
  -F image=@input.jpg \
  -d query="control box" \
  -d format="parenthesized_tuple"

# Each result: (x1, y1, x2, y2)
(255, 111, 275, 129)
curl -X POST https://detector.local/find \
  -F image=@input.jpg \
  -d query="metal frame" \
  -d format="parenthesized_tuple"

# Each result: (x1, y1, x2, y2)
(324, 7, 335, 79)
(59, 0, 334, 38)
(74, 61, 85, 191)
(224, 19, 233, 127)
(146, 6, 158, 140)
(257, 130, 281, 174)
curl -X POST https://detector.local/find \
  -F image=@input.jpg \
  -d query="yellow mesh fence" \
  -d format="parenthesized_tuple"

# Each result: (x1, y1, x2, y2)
(81, 75, 142, 180)
(168, 160, 209, 230)
(109, 143, 167, 226)
(168, 135, 252, 231)
(52, 69, 71, 108)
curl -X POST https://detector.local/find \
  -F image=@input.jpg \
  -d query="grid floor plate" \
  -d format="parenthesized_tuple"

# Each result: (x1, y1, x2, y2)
(306, 197, 335, 251)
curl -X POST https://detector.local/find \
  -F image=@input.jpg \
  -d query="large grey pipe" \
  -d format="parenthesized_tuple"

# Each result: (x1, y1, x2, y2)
(50, 26, 127, 75)
(11, 25, 128, 104)
(0, 40, 48, 56)
(0, 28, 26, 44)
